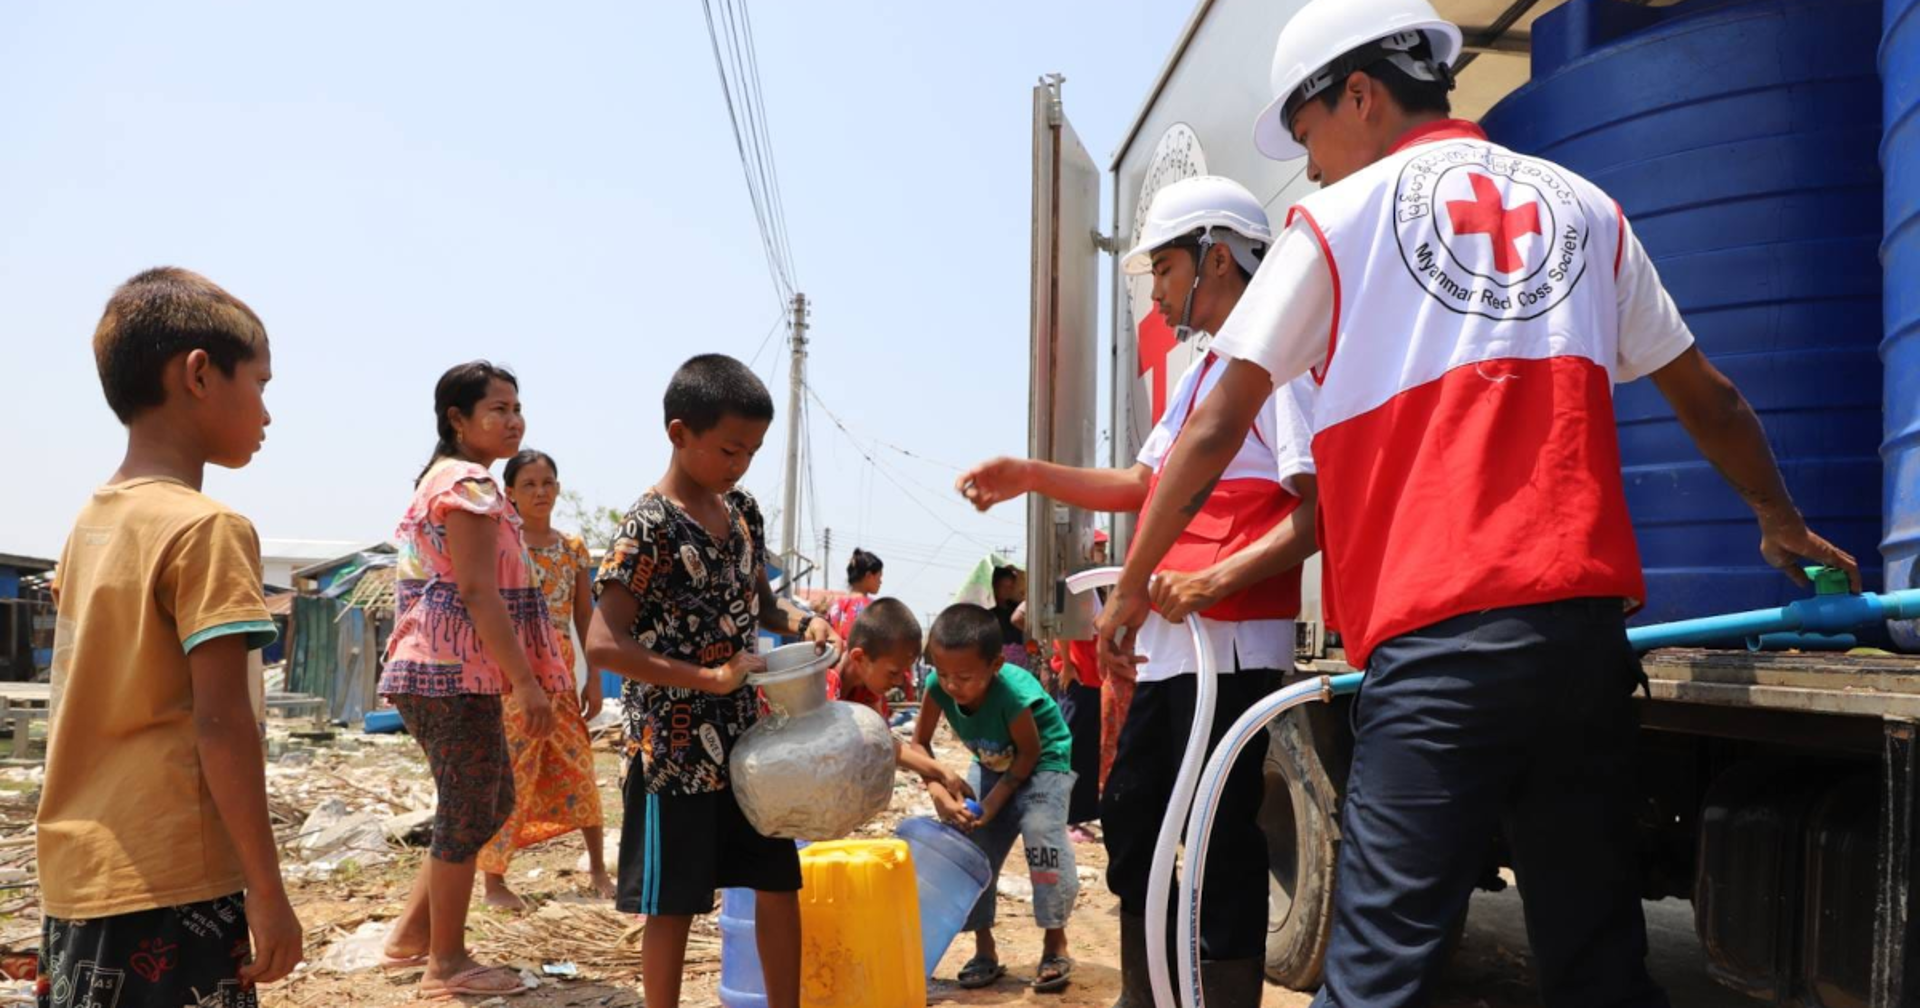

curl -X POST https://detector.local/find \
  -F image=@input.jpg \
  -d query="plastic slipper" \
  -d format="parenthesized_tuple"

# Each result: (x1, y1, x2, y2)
(376, 952, 427, 972)
(420, 965, 525, 1000)
(957, 956, 1006, 989)
(1031, 954, 1074, 993)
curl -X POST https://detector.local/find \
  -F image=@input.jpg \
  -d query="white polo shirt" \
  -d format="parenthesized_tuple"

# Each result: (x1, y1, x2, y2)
(1129, 350, 1318, 682)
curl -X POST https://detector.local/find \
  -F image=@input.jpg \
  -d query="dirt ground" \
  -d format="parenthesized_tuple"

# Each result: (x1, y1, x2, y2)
(1, 715, 1743, 1008)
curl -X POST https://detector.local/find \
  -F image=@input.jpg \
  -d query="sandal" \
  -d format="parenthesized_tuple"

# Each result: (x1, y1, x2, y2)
(420, 965, 525, 1000)
(1031, 954, 1074, 993)
(957, 955, 1005, 989)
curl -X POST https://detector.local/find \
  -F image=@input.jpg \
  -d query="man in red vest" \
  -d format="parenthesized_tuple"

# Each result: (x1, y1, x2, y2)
(961, 175, 1316, 1007)
(1097, 2, 1859, 1006)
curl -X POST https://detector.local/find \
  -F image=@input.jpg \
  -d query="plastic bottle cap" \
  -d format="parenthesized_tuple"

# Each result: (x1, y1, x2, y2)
(964, 799, 982, 817)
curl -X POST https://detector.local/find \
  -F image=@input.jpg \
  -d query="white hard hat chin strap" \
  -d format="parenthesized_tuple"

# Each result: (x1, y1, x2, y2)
(1174, 232, 1216, 344)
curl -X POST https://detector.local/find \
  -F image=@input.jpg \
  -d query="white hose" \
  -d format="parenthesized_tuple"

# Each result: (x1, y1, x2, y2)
(1067, 567, 1360, 1008)
(1064, 567, 1213, 1008)
(1176, 677, 1334, 1008)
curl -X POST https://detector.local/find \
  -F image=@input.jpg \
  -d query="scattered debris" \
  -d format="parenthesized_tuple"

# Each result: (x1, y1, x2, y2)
(381, 809, 435, 846)
(471, 902, 720, 982)
(294, 799, 394, 878)
(312, 920, 391, 974)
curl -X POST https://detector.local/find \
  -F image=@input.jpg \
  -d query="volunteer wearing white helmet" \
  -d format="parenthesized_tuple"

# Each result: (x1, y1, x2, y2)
(1098, 1, 1859, 1006)
(958, 175, 1319, 1007)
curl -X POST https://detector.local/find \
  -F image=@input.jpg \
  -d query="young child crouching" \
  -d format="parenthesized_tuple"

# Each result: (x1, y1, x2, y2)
(828, 596, 920, 720)
(910, 603, 1077, 993)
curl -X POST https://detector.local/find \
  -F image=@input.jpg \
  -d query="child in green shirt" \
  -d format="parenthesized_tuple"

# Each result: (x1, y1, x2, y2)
(911, 603, 1077, 993)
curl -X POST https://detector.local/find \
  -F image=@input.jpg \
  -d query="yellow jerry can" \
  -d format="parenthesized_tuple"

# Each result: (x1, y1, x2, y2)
(797, 838, 926, 1007)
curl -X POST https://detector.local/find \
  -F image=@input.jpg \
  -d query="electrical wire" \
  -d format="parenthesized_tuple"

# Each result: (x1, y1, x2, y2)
(803, 382, 1003, 553)
(748, 309, 787, 370)
(804, 384, 1025, 530)
(697, 0, 796, 299)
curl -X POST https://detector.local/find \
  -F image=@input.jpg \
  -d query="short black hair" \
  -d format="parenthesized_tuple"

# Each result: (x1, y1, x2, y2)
(1316, 47, 1452, 120)
(1163, 238, 1255, 283)
(664, 353, 775, 433)
(929, 603, 1002, 662)
(504, 449, 558, 487)
(847, 548, 884, 587)
(91, 267, 267, 424)
(848, 597, 921, 659)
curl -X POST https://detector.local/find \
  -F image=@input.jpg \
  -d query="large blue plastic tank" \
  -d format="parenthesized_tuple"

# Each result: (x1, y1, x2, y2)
(1885, 0, 1920, 649)
(1482, 0, 1886, 625)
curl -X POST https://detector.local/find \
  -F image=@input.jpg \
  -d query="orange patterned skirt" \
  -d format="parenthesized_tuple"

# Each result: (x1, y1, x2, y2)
(477, 673, 605, 875)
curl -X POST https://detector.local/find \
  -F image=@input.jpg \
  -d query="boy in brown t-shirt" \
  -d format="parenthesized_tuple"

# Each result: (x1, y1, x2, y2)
(35, 268, 303, 1007)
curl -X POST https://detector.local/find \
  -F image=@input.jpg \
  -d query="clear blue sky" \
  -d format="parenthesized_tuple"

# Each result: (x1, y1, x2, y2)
(0, 0, 1191, 621)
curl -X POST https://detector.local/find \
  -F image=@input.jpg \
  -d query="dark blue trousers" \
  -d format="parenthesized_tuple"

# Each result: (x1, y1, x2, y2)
(1057, 680, 1103, 825)
(1314, 599, 1670, 1008)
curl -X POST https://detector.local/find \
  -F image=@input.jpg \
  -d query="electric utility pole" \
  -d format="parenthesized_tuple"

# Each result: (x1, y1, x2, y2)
(779, 292, 809, 596)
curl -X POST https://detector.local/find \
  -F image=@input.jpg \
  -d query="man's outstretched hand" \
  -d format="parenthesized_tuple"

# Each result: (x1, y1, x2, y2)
(956, 458, 1031, 512)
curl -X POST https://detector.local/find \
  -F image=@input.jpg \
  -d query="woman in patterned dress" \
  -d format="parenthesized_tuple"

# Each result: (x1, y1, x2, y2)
(379, 362, 575, 999)
(478, 449, 614, 909)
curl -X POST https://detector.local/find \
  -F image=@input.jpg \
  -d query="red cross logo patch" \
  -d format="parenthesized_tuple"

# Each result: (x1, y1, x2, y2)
(1446, 174, 1542, 275)
(1393, 143, 1588, 322)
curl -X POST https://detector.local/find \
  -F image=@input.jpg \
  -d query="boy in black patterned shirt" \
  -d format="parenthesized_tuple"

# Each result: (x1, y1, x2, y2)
(585, 354, 836, 1008)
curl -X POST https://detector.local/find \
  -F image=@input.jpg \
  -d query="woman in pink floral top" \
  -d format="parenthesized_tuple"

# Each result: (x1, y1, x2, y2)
(377, 362, 571, 1001)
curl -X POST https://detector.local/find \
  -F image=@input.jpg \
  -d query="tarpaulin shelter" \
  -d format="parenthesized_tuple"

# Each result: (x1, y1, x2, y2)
(286, 547, 395, 726)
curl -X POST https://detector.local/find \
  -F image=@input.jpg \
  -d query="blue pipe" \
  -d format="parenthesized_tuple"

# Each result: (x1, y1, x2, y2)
(1746, 632, 1858, 652)
(1624, 589, 1920, 652)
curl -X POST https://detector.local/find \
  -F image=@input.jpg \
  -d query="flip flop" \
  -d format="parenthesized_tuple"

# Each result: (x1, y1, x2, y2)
(1031, 954, 1074, 993)
(420, 965, 526, 1000)
(957, 955, 1006, 989)
(376, 952, 427, 972)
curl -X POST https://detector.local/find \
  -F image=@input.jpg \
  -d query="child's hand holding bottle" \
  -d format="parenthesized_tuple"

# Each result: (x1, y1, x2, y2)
(929, 779, 979, 832)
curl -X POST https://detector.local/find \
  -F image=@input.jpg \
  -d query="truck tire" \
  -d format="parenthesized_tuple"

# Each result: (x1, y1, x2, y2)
(1262, 708, 1340, 990)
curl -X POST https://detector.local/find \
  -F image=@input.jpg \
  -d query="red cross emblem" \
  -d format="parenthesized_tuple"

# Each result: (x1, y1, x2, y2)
(1136, 312, 1179, 422)
(1446, 173, 1541, 274)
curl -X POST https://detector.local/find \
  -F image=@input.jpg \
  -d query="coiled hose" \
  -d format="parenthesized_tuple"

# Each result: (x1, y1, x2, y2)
(1065, 567, 1361, 1008)
(1070, 569, 1920, 1007)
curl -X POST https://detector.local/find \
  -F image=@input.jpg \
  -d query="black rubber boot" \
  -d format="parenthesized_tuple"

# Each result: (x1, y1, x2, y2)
(1112, 912, 1155, 1008)
(1199, 958, 1265, 1008)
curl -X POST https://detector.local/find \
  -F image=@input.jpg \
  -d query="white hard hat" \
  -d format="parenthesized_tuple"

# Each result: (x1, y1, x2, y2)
(1253, 0, 1463, 161)
(1120, 175, 1274, 276)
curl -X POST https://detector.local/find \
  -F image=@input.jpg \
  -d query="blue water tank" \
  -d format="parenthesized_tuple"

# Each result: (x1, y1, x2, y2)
(1884, 0, 1920, 649)
(1482, 0, 1886, 625)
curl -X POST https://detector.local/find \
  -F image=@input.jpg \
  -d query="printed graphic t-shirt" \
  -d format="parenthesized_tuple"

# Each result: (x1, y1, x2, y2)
(596, 489, 765, 796)
(926, 663, 1073, 775)
(38, 478, 277, 919)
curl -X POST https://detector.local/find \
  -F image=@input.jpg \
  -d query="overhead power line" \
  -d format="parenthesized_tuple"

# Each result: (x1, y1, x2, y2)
(698, 0, 797, 300)
(803, 382, 1005, 554)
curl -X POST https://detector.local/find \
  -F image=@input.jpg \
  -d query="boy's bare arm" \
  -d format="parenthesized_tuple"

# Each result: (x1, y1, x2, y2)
(753, 570, 838, 648)
(981, 708, 1043, 824)
(908, 696, 944, 762)
(895, 735, 947, 782)
(189, 635, 303, 985)
(585, 582, 758, 694)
